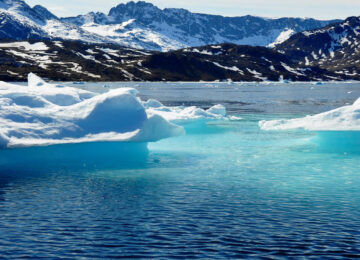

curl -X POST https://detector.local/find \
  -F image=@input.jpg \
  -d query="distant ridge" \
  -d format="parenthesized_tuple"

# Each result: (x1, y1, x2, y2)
(1, 0, 359, 82)
(0, 0, 340, 51)
(274, 16, 360, 80)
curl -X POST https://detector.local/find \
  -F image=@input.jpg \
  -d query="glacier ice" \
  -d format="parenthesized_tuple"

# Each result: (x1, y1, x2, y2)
(144, 100, 227, 122)
(0, 74, 228, 149)
(259, 98, 360, 131)
(207, 104, 227, 117)
(0, 74, 185, 148)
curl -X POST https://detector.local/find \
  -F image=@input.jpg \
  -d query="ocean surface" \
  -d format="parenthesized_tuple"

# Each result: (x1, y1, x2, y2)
(1, 82, 360, 259)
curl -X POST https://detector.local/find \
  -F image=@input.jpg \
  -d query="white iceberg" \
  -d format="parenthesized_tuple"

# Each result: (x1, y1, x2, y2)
(143, 100, 227, 122)
(259, 98, 360, 131)
(0, 74, 229, 149)
(0, 74, 185, 148)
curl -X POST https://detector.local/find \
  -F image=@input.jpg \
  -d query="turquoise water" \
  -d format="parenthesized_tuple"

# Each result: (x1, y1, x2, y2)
(1, 82, 360, 258)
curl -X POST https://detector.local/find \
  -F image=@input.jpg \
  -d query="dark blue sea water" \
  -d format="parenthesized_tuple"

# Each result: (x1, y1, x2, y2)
(1, 82, 360, 259)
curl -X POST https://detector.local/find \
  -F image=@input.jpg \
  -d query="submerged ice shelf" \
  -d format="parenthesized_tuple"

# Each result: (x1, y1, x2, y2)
(0, 74, 226, 148)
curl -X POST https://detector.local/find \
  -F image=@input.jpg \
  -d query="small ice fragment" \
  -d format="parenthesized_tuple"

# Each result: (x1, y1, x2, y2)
(143, 99, 164, 108)
(28, 73, 46, 87)
(207, 104, 226, 117)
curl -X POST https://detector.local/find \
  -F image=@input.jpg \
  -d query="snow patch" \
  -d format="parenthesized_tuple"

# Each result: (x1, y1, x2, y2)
(0, 41, 48, 51)
(268, 29, 295, 48)
(281, 62, 304, 76)
(213, 62, 243, 74)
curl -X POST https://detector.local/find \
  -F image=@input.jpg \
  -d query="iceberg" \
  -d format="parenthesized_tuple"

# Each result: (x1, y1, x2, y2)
(143, 100, 227, 122)
(259, 98, 360, 153)
(259, 98, 360, 131)
(0, 74, 229, 149)
(143, 99, 228, 135)
(0, 74, 185, 148)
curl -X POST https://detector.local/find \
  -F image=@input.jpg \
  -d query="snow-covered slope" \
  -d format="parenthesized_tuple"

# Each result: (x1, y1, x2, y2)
(0, 0, 48, 39)
(276, 16, 360, 80)
(0, 0, 339, 51)
(267, 29, 295, 48)
(0, 0, 47, 23)
(0, 40, 155, 81)
(61, 1, 339, 51)
(0, 39, 354, 82)
(101, 2, 338, 51)
(0, 0, 109, 44)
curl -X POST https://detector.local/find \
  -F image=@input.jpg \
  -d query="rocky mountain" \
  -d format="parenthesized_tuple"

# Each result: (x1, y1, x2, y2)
(0, 0, 48, 23)
(0, 0, 358, 82)
(0, 0, 339, 51)
(0, 0, 48, 40)
(0, 11, 46, 40)
(32, 4, 58, 21)
(62, 1, 339, 51)
(139, 44, 335, 81)
(0, 40, 153, 81)
(276, 16, 360, 80)
(0, 0, 108, 43)
(0, 39, 350, 82)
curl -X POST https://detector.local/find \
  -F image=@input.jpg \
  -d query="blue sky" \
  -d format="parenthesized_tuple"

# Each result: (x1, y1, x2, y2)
(25, 0, 360, 19)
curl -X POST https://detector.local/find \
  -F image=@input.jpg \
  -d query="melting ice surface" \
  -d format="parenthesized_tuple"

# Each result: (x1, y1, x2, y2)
(0, 74, 226, 148)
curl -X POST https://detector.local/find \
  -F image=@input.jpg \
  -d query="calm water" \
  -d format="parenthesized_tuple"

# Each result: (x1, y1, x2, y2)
(1, 82, 360, 259)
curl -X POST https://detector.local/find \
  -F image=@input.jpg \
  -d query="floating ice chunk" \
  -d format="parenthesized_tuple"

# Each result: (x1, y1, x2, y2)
(311, 81, 323, 86)
(143, 99, 164, 109)
(130, 114, 185, 142)
(354, 98, 360, 106)
(207, 104, 226, 117)
(259, 97, 360, 131)
(0, 74, 184, 148)
(28, 73, 46, 87)
(228, 115, 242, 121)
(0, 74, 95, 106)
(72, 88, 148, 134)
(145, 101, 227, 121)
